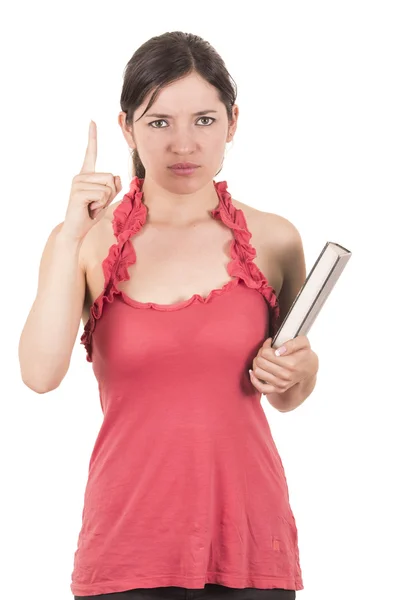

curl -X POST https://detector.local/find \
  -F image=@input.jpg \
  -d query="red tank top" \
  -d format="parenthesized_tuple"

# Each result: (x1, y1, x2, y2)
(70, 176, 304, 596)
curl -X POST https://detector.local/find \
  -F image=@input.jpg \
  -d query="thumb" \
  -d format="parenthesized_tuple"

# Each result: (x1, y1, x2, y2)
(263, 337, 272, 347)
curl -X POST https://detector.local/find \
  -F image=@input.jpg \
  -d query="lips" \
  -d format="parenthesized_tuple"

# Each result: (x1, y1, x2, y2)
(169, 163, 199, 169)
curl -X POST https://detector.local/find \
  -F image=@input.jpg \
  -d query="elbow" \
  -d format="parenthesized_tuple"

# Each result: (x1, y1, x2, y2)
(19, 347, 68, 394)
(22, 377, 60, 394)
(19, 360, 66, 394)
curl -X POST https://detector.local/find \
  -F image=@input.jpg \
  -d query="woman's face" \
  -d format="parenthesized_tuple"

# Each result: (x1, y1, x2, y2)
(119, 72, 238, 187)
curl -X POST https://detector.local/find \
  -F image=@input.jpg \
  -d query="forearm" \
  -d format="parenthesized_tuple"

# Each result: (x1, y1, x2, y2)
(267, 371, 318, 412)
(18, 231, 85, 393)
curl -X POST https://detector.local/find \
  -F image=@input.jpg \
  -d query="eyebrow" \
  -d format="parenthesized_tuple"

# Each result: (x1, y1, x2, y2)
(144, 110, 219, 118)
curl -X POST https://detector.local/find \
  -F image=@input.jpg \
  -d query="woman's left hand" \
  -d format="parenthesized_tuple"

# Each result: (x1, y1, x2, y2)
(249, 335, 319, 395)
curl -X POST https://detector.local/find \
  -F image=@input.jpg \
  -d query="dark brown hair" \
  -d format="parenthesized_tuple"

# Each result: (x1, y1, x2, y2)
(120, 31, 237, 178)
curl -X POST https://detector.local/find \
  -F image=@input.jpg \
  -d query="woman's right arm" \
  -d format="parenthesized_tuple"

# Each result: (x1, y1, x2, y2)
(18, 121, 123, 393)
(18, 223, 87, 394)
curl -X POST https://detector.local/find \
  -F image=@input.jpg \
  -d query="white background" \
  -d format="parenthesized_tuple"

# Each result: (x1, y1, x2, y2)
(1, 1, 396, 599)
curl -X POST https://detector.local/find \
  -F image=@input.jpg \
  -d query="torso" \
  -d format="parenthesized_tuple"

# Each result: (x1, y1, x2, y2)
(79, 196, 284, 329)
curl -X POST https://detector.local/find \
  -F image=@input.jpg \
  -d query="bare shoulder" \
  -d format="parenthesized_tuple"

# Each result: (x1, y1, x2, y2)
(233, 198, 304, 299)
(233, 198, 302, 249)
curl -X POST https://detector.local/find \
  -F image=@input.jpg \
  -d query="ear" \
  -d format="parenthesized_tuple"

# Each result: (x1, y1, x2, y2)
(228, 104, 239, 141)
(118, 111, 136, 150)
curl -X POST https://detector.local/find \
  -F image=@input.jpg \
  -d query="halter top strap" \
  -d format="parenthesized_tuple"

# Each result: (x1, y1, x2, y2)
(81, 176, 279, 362)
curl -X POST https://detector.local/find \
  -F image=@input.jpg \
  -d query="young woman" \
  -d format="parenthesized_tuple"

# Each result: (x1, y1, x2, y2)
(19, 31, 319, 600)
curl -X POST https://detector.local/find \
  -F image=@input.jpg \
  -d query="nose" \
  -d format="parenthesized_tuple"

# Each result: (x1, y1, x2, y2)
(169, 127, 197, 154)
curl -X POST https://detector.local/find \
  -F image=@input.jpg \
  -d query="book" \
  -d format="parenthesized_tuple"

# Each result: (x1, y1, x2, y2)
(271, 241, 352, 350)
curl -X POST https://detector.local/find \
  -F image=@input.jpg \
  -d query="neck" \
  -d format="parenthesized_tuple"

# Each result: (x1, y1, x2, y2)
(140, 175, 220, 227)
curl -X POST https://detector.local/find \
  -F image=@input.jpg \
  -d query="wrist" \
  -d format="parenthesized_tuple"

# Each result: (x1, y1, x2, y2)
(56, 227, 84, 248)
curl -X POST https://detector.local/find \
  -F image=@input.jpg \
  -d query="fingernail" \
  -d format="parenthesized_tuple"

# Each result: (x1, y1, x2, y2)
(275, 346, 286, 356)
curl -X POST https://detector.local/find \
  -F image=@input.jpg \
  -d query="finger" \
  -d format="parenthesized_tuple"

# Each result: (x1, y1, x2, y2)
(76, 174, 117, 200)
(115, 176, 122, 194)
(109, 175, 121, 200)
(253, 365, 276, 387)
(260, 346, 296, 369)
(80, 120, 97, 174)
(249, 370, 276, 394)
(90, 177, 120, 212)
(75, 172, 117, 189)
(256, 356, 292, 381)
(276, 335, 310, 356)
(90, 186, 113, 210)
(252, 362, 289, 391)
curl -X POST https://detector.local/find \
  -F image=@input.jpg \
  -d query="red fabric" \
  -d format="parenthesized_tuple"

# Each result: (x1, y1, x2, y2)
(70, 177, 303, 596)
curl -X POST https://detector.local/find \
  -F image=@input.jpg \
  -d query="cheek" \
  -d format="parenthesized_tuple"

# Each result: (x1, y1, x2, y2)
(137, 139, 163, 164)
(138, 129, 227, 164)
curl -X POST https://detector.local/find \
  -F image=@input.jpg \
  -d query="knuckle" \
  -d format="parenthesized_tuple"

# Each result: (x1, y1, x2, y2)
(257, 356, 266, 368)
(107, 182, 116, 195)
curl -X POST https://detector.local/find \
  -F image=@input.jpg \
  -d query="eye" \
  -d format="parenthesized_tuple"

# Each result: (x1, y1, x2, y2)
(197, 117, 216, 126)
(148, 117, 216, 129)
(148, 120, 167, 129)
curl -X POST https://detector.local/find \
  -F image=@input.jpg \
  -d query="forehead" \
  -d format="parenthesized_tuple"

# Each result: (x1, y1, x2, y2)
(144, 73, 221, 113)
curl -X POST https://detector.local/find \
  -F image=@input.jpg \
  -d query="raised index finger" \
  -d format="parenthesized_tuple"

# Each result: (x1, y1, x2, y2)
(80, 120, 97, 174)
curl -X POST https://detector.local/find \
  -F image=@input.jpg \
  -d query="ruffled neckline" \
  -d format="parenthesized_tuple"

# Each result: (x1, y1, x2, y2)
(81, 176, 280, 362)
